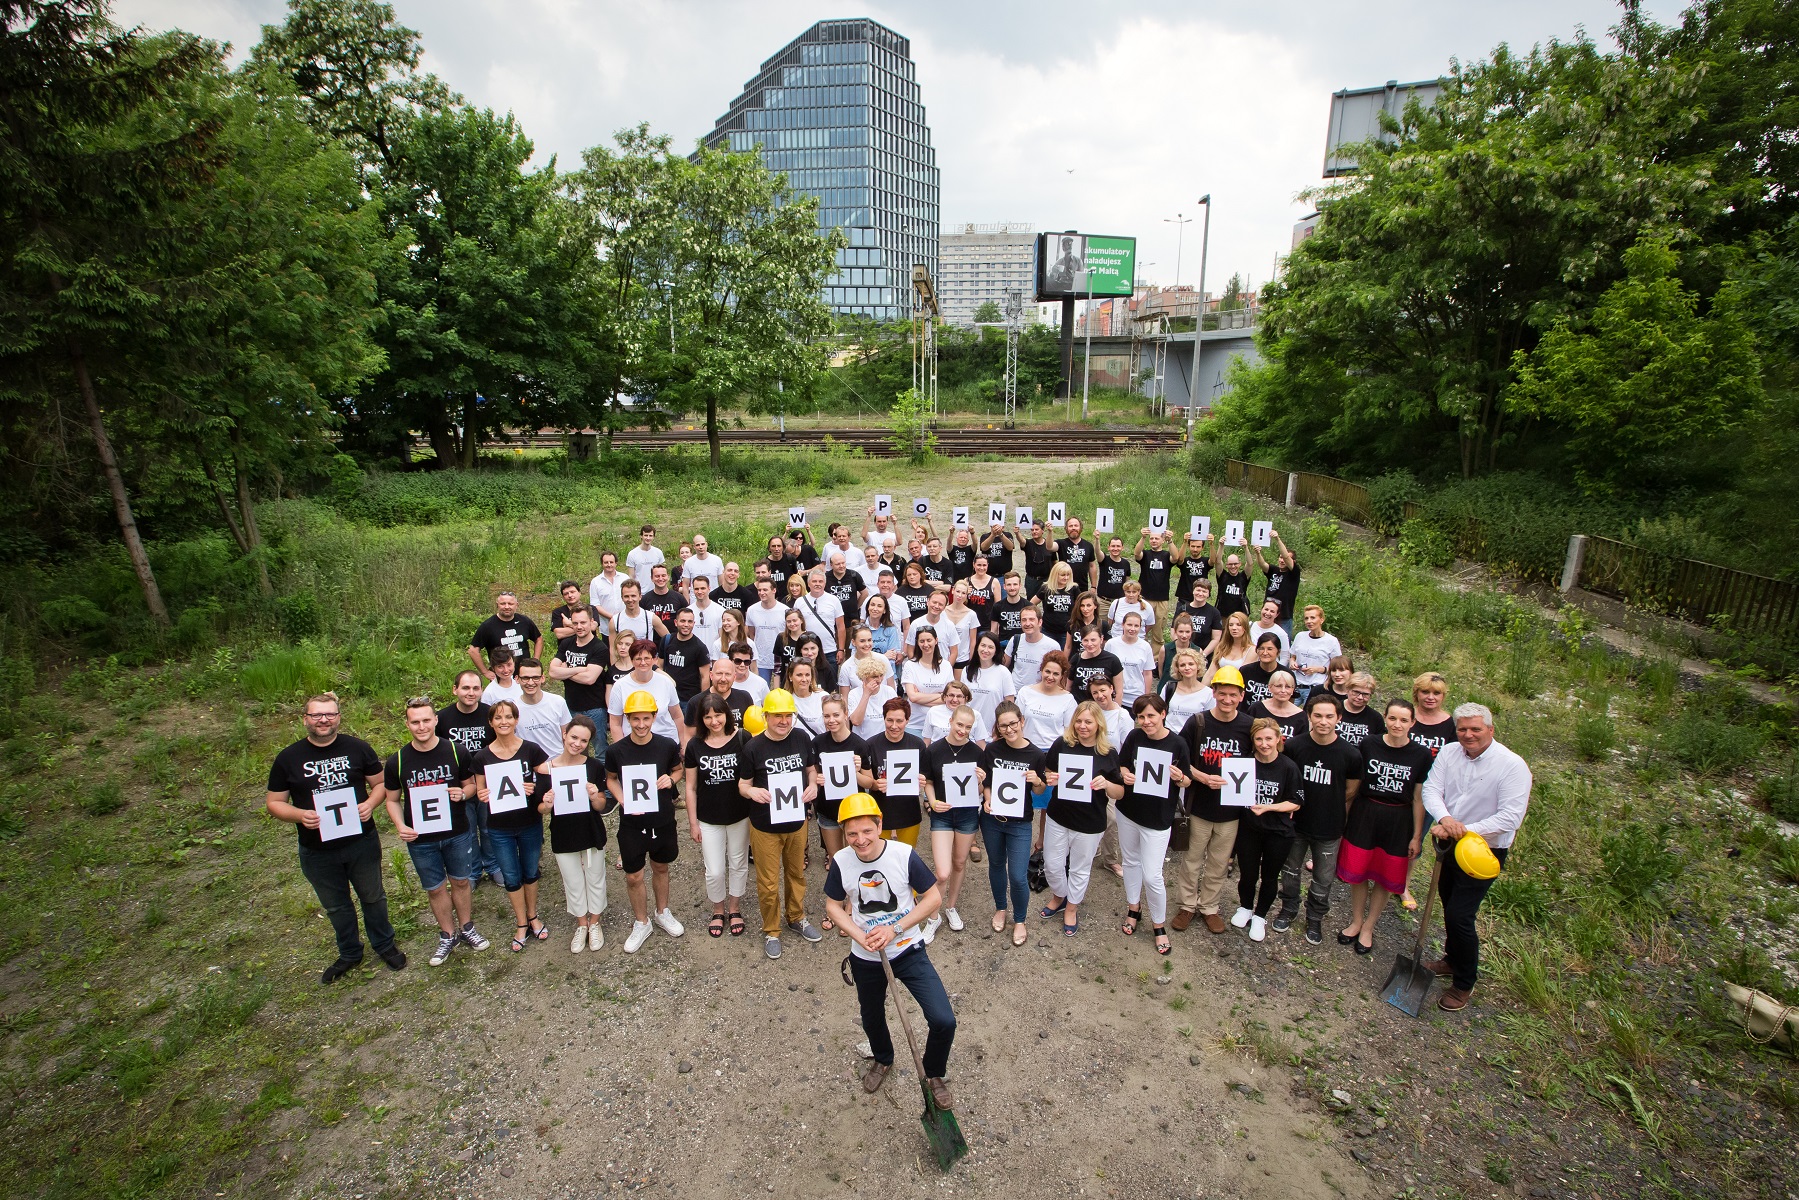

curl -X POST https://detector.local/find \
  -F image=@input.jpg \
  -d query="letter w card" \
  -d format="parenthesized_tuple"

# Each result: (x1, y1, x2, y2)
(1220, 756, 1257, 807)
(1058, 753, 1094, 804)
(314, 786, 362, 842)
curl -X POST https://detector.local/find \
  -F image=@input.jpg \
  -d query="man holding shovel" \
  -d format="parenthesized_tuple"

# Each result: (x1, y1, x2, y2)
(824, 793, 957, 1109)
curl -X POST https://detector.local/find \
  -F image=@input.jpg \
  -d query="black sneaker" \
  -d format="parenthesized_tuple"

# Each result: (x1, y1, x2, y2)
(378, 945, 408, 971)
(321, 956, 360, 984)
(1304, 918, 1322, 945)
(1270, 914, 1295, 934)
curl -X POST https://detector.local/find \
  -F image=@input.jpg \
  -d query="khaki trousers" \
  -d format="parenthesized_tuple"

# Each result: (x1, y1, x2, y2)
(750, 826, 807, 936)
(1175, 815, 1240, 916)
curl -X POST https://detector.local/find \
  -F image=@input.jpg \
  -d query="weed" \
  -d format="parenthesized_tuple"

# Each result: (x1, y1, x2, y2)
(1757, 761, 1799, 822)
(1504, 635, 1541, 698)
(1769, 836, 1799, 886)
(1606, 1074, 1666, 1151)
(1484, 1152, 1513, 1185)
(240, 645, 334, 703)
(1659, 716, 1765, 776)
(1600, 821, 1683, 912)
(1574, 708, 1616, 760)
(78, 778, 125, 817)
(1487, 874, 1551, 928)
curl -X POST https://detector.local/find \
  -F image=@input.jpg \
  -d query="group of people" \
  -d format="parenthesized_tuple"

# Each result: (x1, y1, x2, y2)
(267, 502, 1532, 1102)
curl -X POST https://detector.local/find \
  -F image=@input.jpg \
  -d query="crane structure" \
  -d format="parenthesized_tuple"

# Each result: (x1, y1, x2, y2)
(911, 264, 940, 421)
(1002, 288, 1023, 427)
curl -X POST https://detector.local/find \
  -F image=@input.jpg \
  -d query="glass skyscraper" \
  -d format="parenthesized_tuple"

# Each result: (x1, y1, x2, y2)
(701, 18, 939, 321)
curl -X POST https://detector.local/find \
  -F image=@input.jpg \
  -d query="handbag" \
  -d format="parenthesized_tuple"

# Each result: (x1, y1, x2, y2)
(1168, 796, 1191, 853)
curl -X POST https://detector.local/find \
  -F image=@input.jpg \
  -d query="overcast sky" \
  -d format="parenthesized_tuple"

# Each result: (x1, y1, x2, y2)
(117, 0, 1688, 296)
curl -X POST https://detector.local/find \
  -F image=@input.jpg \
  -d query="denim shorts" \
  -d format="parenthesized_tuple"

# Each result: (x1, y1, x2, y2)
(406, 827, 477, 891)
(815, 800, 841, 830)
(929, 806, 981, 834)
(485, 822, 544, 891)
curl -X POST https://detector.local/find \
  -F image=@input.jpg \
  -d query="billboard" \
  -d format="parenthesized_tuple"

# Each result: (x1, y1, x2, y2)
(1035, 232, 1136, 301)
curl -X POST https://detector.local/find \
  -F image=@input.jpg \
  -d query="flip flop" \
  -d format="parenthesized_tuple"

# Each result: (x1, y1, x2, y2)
(728, 912, 746, 937)
(708, 914, 726, 938)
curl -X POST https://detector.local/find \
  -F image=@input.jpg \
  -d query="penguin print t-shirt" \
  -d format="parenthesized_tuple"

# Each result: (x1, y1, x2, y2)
(825, 839, 939, 962)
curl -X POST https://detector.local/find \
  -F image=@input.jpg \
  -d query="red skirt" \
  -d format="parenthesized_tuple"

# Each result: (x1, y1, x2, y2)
(1336, 799, 1413, 895)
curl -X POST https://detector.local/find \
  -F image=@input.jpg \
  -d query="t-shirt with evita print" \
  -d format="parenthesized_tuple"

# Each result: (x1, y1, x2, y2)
(1281, 733, 1363, 841)
(267, 734, 383, 851)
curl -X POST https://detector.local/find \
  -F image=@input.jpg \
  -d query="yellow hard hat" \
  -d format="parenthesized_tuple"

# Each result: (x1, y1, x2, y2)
(761, 688, 796, 715)
(1454, 832, 1501, 880)
(623, 690, 659, 715)
(837, 792, 883, 824)
(741, 705, 767, 735)
(1212, 664, 1246, 690)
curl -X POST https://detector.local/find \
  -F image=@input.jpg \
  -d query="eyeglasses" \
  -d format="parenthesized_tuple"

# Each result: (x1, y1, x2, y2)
(518, 674, 544, 682)
(304, 711, 339, 720)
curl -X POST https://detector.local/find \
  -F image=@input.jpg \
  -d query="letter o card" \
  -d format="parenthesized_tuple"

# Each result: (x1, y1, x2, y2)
(912, 497, 931, 518)
(1094, 507, 1114, 534)
(315, 786, 362, 842)
(552, 764, 593, 815)
(988, 503, 1006, 527)
(1133, 748, 1174, 798)
(952, 506, 970, 529)
(1221, 757, 1257, 807)
(989, 767, 1027, 818)
(1223, 519, 1245, 546)
(768, 770, 806, 823)
(1251, 520, 1273, 547)
(1046, 503, 1066, 527)
(1057, 753, 1094, 804)
(788, 506, 806, 529)
(943, 761, 981, 808)
(619, 762, 658, 815)
(409, 783, 453, 835)
(874, 494, 892, 517)
(484, 759, 527, 814)
(819, 750, 858, 803)
(1148, 508, 1169, 533)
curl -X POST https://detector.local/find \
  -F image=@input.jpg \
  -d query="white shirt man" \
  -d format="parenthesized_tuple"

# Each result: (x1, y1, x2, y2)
(625, 529, 664, 589)
(681, 535, 724, 591)
(1421, 708, 1532, 849)
(864, 509, 907, 564)
(606, 644, 684, 743)
(588, 553, 625, 636)
(1007, 608, 1052, 688)
(513, 661, 573, 759)
(688, 575, 725, 638)
(794, 572, 846, 657)
(744, 581, 789, 674)
(826, 524, 868, 575)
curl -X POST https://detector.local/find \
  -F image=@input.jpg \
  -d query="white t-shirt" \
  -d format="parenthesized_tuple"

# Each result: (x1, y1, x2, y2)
(588, 571, 625, 634)
(1099, 705, 1133, 749)
(515, 692, 572, 759)
(732, 671, 770, 703)
(905, 612, 959, 656)
(851, 683, 898, 739)
(794, 591, 845, 655)
(899, 660, 952, 735)
(1016, 687, 1077, 750)
(1165, 685, 1215, 733)
(792, 691, 827, 739)
(688, 599, 725, 639)
(824, 542, 867, 575)
(830, 840, 928, 962)
(681, 553, 724, 590)
(606, 670, 682, 740)
(625, 545, 665, 589)
(612, 607, 657, 643)
(1107, 597, 1154, 632)
(1105, 635, 1157, 708)
(923, 705, 990, 745)
(941, 609, 980, 664)
(481, 678, 523, 707)
(1008, 634, 1052, 689)
(744, 602, 789, 670)
(961, 664, 1016, 731)
(1288, 630, 1343, 685)
(841, 651, 895, 689)
(1248, 621, 1291, 662)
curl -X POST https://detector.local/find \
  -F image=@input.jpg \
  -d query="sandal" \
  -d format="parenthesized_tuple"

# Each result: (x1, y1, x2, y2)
(708, 914, 726, 939)
(991, 911, 1007, 933)
(1040, 899, 1068, 919)
(510, 924, 529, 953)
(1121, 908, 1141, 937)
(1154, 925, 1171, 956)
(528, 914, 550, 941)
(1012, 923, 1028, 946)
(728, 911, 746, 937)
(821, 915, 835, 932)
(1062, 920, 1079, 936)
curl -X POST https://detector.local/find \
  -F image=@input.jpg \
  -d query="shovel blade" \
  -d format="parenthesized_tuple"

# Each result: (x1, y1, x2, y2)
(919, 1089, 968, 1171)
(1380, 950, 1434, 1017)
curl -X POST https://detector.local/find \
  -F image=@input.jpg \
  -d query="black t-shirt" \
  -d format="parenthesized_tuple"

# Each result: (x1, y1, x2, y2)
(991, 598, 1032, 638)
(964, 580, 995, 623)
(1410, 716, 1455, 760)
(896, 584, 934, 620)
(868, 731, 928, 831)
(1176, 602, 1224, 650)
(1069, 650, 1123, 702)
(810, 732, 871, 816)
(470, 739, 550, 831)
(823, 570, 864, 610)
(1056, 538, 1096, 582)
(1263, 562, 1301, 619)
(383, 739, 470, 843)
(556, 634, 610, 712)
(1282, 733, 1363, 841)
(1179, 554, 1212, 598)
(713, 585, 756, 614)
(1183, 709, 1256, 822)
(743, 729, 815, 833)
(764, 556, 797, 592)
(1360, 737, 1436, 806)
(1239, 661, 1278, 708)
(1115, 729, 1193, 830)
(792, 544, 821, 571)
(471, 613, 540, 665)
(642, 588, 687, 626)
(983, 740, 1048, 789)
(550, 602, 602, 633)
(267, 734, 383, 851)
(920, 556, 954, 587)
(1249, 700, 1303, 744)
(607, 733, 683, 824)
(685, 731, 751, 825)
(682, 687, 755, 732)
(981, 533, 1014, 576)
(1335, 706, 1379, 749)
(436, 702, 493, 762)
(1036, 584, 1079, 639)
(1247, 752, 1303, 834)
(532, 755, 609, 853)
(1214, 570, 1252, 617)
(1045, 743, 1120, 835)
(1096, 556, 1132, 600)
(924, 737, 985, 808)
(659, 634, 711, 701)
(1022, 539, 1057, 583)
(1136, 549, 1173, 601)
(947, 543, 978, 581)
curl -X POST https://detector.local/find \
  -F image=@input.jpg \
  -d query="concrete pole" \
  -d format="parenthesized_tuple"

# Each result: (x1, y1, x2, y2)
(1187, 197, 1211, 442)
(1560, 534, 1589, 593)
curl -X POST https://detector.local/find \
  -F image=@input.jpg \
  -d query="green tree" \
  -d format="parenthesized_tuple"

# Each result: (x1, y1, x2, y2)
(971, 299, 1002, 323)
(1507, 237, 1764, 490)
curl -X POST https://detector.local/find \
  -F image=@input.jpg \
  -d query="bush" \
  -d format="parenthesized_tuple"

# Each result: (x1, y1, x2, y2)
(1486, 874, 1551, 927)
(277, 589, 322, 640)
(887, 387, 936, 464)
(1600, 821, 1683, 912)
(1419, 472, 1633, 582)
(1366, 469, 1421, 535)
(1757, 762, 1799, 823)
(1659, 714, 1765, 775)
(79, 779, 126, 817)
(1503, 635, 1541, 698)
(1311, 579, 1393, 654)
(1574, 707, 1617, 760)
(240, 646, 333, 703)
(1187, 438, 1229, 485)
(1304, 512, 1340, 552)
(1398, 519, 1454, 569)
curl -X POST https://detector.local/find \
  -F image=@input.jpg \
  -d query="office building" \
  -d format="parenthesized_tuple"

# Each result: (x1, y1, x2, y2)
(701, 18, 939, 321)
(938, 222, 1035, 326)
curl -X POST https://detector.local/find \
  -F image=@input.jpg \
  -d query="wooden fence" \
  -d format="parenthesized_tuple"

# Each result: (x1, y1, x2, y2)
(1578, 536, 1799, 640)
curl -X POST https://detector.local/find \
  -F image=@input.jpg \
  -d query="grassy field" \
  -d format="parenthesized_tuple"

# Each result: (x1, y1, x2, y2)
(0, 452, 1794, 1198)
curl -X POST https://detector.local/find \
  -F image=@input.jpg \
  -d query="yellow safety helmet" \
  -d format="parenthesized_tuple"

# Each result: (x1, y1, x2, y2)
(741, 705, 767, 736)
(1212, 664, 1246, 690)
(1454, 832, 1501, 880)
(761, 688, 796, 715)
(623, 690, 659, 715)
(837, 792, 883, 824)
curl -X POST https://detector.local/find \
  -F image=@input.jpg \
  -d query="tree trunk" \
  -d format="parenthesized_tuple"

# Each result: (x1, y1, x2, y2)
(427, 418, 458, 467)
(198, 448, 252, 554)
(461, 393, 478, 469)
(706, 391, 721, 473)
(68, 337, 169, 627)
(231, 426, 275, 596)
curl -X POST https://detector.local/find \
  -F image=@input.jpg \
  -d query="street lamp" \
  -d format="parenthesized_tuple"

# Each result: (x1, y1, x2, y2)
(1163, 214, 1192, 288)
(1187, 195, 1211, 442)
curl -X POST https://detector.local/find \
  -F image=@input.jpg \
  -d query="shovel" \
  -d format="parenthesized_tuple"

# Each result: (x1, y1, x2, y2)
(881, 943, 967, 1171)
(1380, 856, 1442, 1017)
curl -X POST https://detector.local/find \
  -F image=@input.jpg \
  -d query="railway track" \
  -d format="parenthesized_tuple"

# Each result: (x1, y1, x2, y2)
(505, 426, 1188, 459)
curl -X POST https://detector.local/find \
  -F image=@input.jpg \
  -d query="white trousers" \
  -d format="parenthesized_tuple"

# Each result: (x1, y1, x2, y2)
(555, 848, 608, 917)
(1115, 811, 1173, 924)
(700, 819, 751, 903)
(1043, 817, 1105, 906)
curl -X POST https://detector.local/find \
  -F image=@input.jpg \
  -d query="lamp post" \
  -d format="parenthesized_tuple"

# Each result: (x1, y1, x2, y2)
(1163, 214, 1191, 288)
(1187, 195, 1211, 442)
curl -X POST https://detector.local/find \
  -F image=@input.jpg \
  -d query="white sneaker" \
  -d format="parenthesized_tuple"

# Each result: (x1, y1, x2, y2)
(923, 914, 942, 944)
(570, 926, 587, 954)
(588, 923, 604, 952)
(1230, 906, 1254, 929)
(945, 907, 964, 932)
(654, 908, 685, 937)
(624, 921, 654, 953)
(1249, 915, 1267, 942)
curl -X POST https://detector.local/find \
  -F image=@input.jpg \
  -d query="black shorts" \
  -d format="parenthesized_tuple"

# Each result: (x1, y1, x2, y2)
(618, 818, 680, 874)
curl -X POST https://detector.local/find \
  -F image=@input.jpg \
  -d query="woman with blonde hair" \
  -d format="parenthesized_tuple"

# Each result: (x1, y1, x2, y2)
(1402, 671, 1455, 912)
(1035, 560, 1079, 648)
(848, 652, 898, 740)
(1038, 700, 1125, 936)
(1205, 611, 1255, 680)
(1163, 647, 1215, 734)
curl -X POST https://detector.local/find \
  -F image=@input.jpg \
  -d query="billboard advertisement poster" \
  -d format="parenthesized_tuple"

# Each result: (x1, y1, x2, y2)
(1036, 232, 1136, 300)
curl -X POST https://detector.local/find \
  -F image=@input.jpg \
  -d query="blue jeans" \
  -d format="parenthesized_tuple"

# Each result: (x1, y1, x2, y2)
(577, 707, 610, 768)
(406, 828, 478, 892)
(929, 806, 980, 834)
(469, 802, 503, 882)
(981, 812, 1033, 922)
(486, 822, 545, 892)
(298, 834, 396, 961)
(849, 944, 957, 1078)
